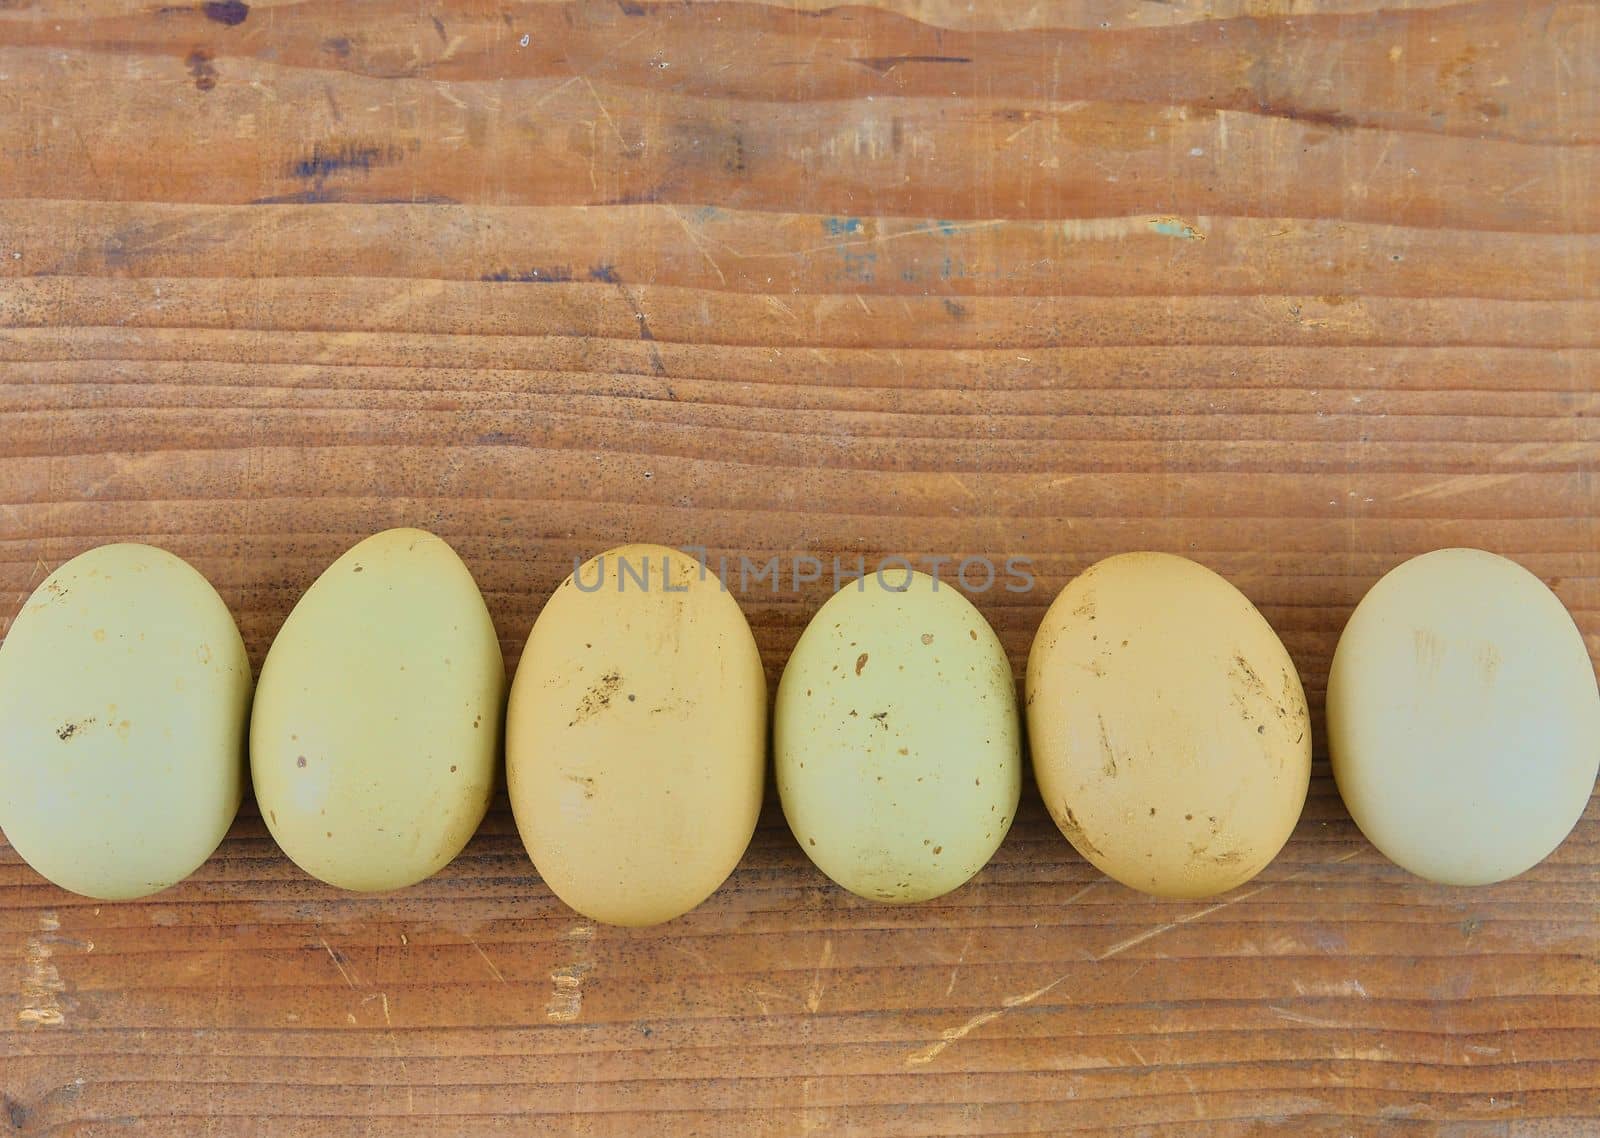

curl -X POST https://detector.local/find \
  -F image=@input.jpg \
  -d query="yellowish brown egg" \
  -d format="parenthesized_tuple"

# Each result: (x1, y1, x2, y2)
(0, 544, 251, 899)
(1026, 552, 1312, 898)
(775, 569, 1022, 903)
(250, 528, 504, 892)
(507, 544, 766, 926)
(1328, 548, 1600, 885)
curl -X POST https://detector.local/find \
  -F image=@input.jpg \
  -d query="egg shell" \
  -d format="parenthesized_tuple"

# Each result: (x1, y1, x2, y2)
(507, 544, 766, 926)
(0, 544, 250, 900)
(1026, 552, 1312, 899)
(1328, 548, 1600, 886)
(775, 569, 1022, 904)
(251, 528, 504, 892)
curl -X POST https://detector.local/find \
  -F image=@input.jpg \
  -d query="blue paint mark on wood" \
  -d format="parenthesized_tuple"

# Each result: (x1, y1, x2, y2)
(482, 267, 575, 283)
(1149, 218, 1206, 240)
(823, 217, 873, 282)
(202, 0, 249, 25)
(291, 143, 398, 180)
(841, 252, 875, 282)
(251, 190, 338, 205)
(249, 190, 458, 205)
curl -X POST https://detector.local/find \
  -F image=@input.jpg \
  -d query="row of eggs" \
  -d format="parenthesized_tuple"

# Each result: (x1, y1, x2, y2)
(0, 532, 1595, 925)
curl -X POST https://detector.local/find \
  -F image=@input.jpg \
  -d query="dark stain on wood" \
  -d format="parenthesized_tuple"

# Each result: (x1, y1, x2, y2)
(289, 143, 400, 181)
(481, 267, 576, 283)
(852, 54, 972, 74)
(201, 0, 249, 26)
(185, 46, 218, 91)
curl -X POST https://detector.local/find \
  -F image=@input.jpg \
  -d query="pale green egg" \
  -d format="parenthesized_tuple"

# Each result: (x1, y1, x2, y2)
(776, 569, 1021, 903)
(1329, 548, 1600, 885)
(0, 544, 251, 900)
(251, 528, 505, 892)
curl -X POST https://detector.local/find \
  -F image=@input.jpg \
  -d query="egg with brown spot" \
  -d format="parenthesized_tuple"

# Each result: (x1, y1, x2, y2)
(250, 528, 504, 892)
(507, 544, 766, 926)
(0, 544, 251, 899)
(1026, 552, 1312, 898)
(776, 569, 1021, 903)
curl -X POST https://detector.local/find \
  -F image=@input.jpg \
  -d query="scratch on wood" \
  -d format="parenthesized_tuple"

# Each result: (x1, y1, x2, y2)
(319, 937, 358, 989)
(546, 963, 592, 1021)
(905, 974, 1071, 1066)
(531, 73, 584, 110)
(1097, 890, 1261, 961)
(805, 938, 833, 1014)
(18, 912, 66, 1028)
(362, 991, 414, 1114)
(1097, 851, 1361, 961)
(669, 208, 727, 286)
(1395, 472, 1534, 504)
(1502, 1013, 1525, 1101)
(765, 295, 800, 324)
(102, 212, 239, 269)
(1269, 1005, 1343, 1027)
(792, 219, 1003, 259)
(467, 935, 507, 983)
(747, 982, 801, 1016)
(580, 75, 631, 152)
(1181, 1069, 1205, 1119)
(944, 930, 975, 998)
(1060, 881, 1100, 907)
(666, 942, 713, 970)
(546, 923, 595, 1022)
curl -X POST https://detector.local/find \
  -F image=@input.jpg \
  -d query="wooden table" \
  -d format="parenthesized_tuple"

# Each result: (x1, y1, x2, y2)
(3, 1, 1598, 1133)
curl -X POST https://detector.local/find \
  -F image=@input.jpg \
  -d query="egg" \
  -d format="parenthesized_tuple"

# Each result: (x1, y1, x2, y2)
(0, 544, 250, 899)
(251, 528, 504, 892)
(775, 569, 1021, 903)
(1328, 548, 1600, 885)
(507, 544, 766, 926)
(1027, 552, 1312, 898)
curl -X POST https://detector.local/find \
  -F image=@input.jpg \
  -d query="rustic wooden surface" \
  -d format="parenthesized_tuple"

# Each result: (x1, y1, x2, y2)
(3, 0, 1599, 1133)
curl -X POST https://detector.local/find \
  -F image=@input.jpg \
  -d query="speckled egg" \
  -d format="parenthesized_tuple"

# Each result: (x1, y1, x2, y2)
(1026, 552, 1312, 899)
(250, 528, 505, 892)
(507, 544, 767, 926)
(0, 544, 251, 899)
(776, 568, 1022, 903)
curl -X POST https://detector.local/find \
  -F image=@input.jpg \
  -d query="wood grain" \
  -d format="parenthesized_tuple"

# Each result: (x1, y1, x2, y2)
(2, 0, 1597, 1133)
